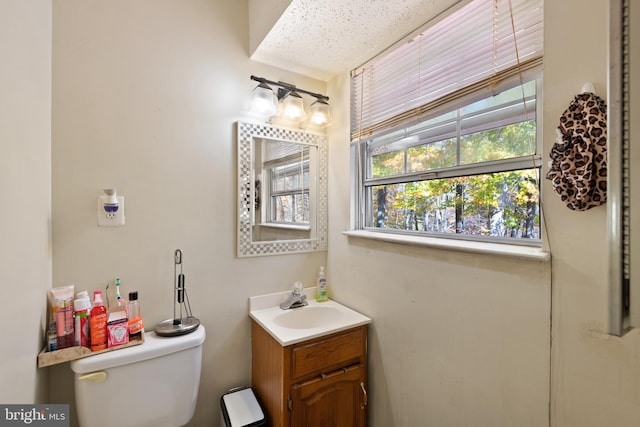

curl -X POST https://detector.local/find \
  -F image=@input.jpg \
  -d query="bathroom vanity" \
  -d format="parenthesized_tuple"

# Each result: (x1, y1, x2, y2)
(249, 291, 371, 427)
(252, 322, 367, 427)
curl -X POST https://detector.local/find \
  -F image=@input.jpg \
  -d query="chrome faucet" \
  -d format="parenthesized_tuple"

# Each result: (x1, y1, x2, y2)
(280, 281, 308, 310)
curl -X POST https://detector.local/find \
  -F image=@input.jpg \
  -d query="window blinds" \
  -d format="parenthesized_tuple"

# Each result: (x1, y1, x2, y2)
(351, 0, 543, 140)
(262, 140, 308, 168)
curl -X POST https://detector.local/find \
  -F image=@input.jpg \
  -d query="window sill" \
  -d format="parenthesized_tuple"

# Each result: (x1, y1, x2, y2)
(342, 230, 550, 261)
(258, 223, 311, 231)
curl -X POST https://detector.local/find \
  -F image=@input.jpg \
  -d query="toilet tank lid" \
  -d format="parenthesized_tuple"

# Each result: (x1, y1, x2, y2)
(70, 325, 205, 374)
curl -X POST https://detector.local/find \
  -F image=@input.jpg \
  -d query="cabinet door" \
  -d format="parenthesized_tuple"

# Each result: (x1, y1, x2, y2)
(291, 364, 367, 427)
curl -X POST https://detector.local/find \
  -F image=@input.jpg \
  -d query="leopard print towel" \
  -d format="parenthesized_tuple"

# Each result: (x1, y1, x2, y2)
(546, 92, 607, 211)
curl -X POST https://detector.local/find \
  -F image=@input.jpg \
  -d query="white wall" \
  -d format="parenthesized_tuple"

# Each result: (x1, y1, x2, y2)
(0, 0, 51, 405)
(51, 1, 326, 425)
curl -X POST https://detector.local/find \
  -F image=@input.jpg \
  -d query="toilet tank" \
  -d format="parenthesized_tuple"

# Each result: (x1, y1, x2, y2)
(70, 326, 205, 427)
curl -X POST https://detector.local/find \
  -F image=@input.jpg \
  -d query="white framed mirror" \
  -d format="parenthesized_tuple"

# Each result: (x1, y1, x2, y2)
(237, 121, 328, 257)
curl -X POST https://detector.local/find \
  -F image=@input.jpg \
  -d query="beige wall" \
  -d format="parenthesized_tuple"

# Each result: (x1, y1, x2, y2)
(325, 1, 640, 427)
(248, 0, 292, 55)
(51, 1, 326, 426)
(545, 1, 640, 426)
(326, 77, 551, 427)
(0, 0, 52, 405)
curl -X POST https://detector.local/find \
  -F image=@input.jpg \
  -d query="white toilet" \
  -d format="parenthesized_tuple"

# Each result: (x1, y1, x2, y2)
(70, 326, 206, 427)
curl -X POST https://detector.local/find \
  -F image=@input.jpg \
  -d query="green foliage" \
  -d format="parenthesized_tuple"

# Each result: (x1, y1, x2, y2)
(461, 121, 535, 164)
(372, 151, 404, 177)
(370, 121, 540, 238)
(408, 138, 457, 172)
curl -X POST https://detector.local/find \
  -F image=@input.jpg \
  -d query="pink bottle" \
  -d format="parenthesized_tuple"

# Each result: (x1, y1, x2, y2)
(56, 301, 74, 349)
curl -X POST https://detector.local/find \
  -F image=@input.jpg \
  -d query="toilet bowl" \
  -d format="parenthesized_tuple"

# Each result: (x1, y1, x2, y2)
(70, 326, 205, 427)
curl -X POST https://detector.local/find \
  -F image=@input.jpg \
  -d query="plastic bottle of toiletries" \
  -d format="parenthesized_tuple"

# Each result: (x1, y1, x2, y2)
(90, 290, 108, 352)
(56, 300, 74, 349)
(74, 295, 91, 348)
(47, 323, 57, 351)
(316, 266, 328, 302)
(127, 291, 144, 340)
(76, 290, 92, 311)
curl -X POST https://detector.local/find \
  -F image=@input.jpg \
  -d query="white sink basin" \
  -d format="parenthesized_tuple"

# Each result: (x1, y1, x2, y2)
(273, 305, 344, 329)
(249, 288, 372, 346)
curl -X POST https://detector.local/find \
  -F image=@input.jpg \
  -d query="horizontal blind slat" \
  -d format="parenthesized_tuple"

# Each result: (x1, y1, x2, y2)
(351, 0, 543, 139)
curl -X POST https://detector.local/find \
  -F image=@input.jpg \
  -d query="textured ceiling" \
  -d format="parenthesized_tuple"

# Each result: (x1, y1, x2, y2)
(250, 0, 459, 81)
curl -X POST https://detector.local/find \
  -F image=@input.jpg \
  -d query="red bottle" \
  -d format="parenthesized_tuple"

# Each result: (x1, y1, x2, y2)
(90, 291, 108, 352)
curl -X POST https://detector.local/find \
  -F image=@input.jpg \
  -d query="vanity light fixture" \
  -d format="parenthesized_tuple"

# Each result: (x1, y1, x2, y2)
(248, 81, 278, 118)
(309, 97, 332, 127)
(281, 90, 307, 123)
(249, 75, 331, 128)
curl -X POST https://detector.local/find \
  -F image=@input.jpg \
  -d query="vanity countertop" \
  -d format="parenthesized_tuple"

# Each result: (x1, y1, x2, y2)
(249, 288, 372, 346)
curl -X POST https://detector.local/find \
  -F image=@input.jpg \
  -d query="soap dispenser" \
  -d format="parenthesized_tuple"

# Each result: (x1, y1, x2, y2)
(316, 266, 328, 302)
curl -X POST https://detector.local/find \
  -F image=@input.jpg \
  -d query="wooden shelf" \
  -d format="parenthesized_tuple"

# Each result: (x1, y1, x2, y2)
(37, 334, 144, 368)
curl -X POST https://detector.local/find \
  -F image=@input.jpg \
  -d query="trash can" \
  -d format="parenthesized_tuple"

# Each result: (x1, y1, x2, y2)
(220, 387, 266, 427)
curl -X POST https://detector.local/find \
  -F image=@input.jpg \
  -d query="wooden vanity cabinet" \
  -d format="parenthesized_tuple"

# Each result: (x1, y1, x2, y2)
(251, 321, 368, 427)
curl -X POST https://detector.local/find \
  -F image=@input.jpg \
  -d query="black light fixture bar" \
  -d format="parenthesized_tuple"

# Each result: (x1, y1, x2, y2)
(250, 75, 329, 102)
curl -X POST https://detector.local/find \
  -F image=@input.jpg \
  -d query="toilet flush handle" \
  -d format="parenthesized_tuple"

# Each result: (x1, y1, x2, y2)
(78, 372, 108, 383)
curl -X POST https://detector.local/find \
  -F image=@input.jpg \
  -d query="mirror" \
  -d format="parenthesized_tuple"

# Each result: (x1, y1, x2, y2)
(608, 0, 638, 335)
(237, 121, 328, 257)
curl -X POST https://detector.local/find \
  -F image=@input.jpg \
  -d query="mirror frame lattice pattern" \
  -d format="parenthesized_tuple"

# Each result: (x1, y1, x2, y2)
(237, 121, 328, 257)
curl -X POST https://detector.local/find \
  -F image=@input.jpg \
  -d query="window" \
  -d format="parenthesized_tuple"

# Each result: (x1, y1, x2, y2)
(259, 138, 312, 228)
(350, 0, 543, 244)
(267, 158, 310, 225)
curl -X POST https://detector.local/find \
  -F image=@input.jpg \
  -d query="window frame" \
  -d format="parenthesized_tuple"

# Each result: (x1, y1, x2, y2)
(351, 70, 544, 246)
(265, 158, 311, 227)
